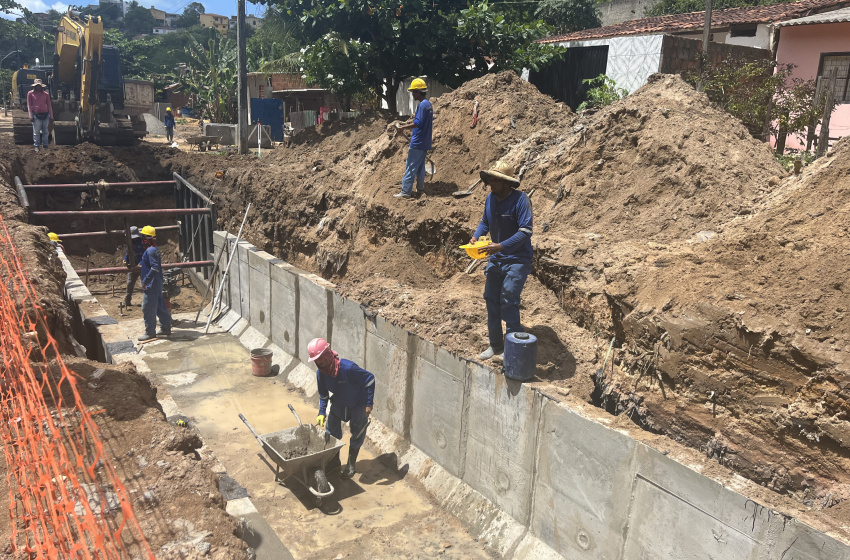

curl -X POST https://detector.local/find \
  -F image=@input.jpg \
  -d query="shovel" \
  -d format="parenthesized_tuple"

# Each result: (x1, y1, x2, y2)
(453, 178, 481, 198)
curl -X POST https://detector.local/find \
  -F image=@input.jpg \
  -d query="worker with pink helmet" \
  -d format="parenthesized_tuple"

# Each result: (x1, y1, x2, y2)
(309, 338, 375, 478)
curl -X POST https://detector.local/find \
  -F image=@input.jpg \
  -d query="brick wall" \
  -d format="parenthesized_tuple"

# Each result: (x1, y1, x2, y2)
(659, 35, 771, 76)
(269, 74, 323, 91)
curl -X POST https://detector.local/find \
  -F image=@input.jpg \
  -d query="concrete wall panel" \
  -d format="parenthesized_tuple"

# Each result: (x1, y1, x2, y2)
(463, 364, 540, 524)
(531, 399, 636, 559)
(365, 328, 410, 435)
(270, 263, 298, 356)
(248, 250, 273, 338)
(331, 293, 365, 366)
(236, 242, 255, 320)
(296, 274, 332, 365)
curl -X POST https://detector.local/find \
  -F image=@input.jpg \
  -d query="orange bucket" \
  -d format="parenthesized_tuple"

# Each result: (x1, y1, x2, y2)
(250, 349, 273, 377)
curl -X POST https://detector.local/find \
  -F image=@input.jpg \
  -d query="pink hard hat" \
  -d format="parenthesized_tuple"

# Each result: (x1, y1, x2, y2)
(307, 338, 331, 362)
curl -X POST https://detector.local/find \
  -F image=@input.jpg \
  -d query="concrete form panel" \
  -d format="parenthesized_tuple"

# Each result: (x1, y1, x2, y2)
(331, 293, 366, 366)
(410, 352, 467, 477)
(296, 275, 331, 366)
(531, 399, 636, 559)
(270, 265, 298, 356)
(236, 242, 255, 320)
(463, 363, 540, 524)
(365, 330, 410, 435)
(248, 251, 273, 338)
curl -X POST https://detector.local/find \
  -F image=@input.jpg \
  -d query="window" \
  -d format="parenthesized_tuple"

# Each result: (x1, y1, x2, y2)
(730, 24, 757, 37)
(820, 53, 850, 104)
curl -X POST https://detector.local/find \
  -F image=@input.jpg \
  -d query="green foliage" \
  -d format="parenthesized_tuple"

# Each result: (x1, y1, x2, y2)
(179, 32, 238, 123)
(687, 57, 821, 150)
(77, 3, 124, 29)
(124, 1, 156, 36)
(576, 74, 627, 110)
(302, 34, 370, 111)
(0, 0, 21, 15)
(646, 0, 793, 17)
(249, 6, 303, 72)
(0, 19, 53, 70)
(536, 0, 601, 35)
(774, 150, 815, 172)
(176, 3, 205, 29)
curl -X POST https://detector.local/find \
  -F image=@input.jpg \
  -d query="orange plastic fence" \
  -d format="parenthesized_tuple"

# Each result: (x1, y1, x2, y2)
(0, 216, 154, 559)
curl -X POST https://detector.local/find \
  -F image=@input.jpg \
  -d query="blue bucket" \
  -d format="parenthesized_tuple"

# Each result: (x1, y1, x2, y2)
(504, 332, 537, 381)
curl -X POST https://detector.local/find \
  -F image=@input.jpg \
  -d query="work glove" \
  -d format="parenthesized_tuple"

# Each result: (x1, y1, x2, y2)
(316, 414, 326, 427)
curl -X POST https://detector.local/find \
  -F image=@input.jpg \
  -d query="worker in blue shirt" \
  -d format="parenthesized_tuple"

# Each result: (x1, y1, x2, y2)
(469, 161, 533, 361)
(138, 226, 172, 342)
(123, 226, 145, 307)
(310, 338, 375, 478)
(395, 78, 433, 199)
(164, 107, 175, 142)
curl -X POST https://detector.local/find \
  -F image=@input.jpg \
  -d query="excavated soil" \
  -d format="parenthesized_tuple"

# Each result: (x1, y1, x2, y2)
(2, 71, 849, 541)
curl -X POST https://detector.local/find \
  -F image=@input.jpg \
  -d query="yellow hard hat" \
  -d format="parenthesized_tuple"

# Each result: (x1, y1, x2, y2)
(140, 225, 156, 237)
(408, 78, 427, 91)
(48, 232, 60, 242)
(166, 107, 172, 112)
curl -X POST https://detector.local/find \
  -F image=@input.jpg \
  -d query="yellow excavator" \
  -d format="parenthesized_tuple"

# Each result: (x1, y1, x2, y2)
(51, 9, 137, 145)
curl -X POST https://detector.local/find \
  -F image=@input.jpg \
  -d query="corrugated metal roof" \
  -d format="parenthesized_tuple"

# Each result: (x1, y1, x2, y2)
(774, 5, 850, 25)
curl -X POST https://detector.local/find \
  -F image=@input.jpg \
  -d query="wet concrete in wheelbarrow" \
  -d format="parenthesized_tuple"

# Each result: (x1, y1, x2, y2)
(132, 324, 495, 560)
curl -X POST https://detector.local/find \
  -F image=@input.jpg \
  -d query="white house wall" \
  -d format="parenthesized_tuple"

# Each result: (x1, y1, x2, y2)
(382, 77, 453, 116)
(556, 34, 664, 93)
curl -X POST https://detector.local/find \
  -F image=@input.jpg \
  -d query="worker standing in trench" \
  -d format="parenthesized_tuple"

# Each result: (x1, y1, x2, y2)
(394, 78, 433, 199)
(469, 162, 533, 361)
(138, 226, 172, 342)
(309, 338, 375, 478)
(123, 226, 144, 308)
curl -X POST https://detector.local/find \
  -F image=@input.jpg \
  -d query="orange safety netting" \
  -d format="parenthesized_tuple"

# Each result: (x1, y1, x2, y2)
(0, 216, 154, 559)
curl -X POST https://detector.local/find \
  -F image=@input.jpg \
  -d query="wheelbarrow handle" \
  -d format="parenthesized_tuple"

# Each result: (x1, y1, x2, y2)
(238, 413, 262, 441)
(288, 404, 303, 426)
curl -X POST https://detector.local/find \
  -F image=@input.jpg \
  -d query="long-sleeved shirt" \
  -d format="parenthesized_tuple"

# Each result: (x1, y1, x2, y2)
(164, 114, 175, 128)
(124, 238, 144, 266)
(27, 90, 53, 120)
(409, 99, 433, 151)
(140, 245, 163, 290)
(317, 359, 375, 416)
(473, 189, 533, 265)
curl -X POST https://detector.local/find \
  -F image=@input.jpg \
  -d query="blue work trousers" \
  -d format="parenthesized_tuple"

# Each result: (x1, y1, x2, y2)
(483, 261, 531, 349)
(32, 117, 49, 148)
(401, 147, 427, 195)
(142, 286, 172, 336)
(326, 403, 368, 450)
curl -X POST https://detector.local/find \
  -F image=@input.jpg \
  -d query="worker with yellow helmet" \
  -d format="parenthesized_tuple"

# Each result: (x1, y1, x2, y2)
(47, 232, 63, 251)
(394, 77, 433, 199)
(138, 225, 172, 342)
(164, 107, 175, 143)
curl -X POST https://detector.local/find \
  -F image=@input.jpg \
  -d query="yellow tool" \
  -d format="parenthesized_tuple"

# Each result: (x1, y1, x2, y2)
(459, 235, 491, 260)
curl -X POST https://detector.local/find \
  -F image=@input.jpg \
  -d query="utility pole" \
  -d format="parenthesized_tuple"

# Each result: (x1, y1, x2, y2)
(236, 0, 248, 154)
(697, 0, 713, 92)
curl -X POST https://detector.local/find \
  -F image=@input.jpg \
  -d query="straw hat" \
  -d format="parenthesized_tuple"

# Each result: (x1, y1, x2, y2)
(31, 79, 44, 88)
(480, 161, 520, 186)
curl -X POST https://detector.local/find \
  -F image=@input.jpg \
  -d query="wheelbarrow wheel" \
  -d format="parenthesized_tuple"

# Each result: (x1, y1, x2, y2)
(315, 469, 330, 494)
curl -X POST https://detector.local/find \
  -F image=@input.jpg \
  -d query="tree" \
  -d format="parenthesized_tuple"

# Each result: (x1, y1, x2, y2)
(124, 1, 155, 36)
(258, 0, 561, 114)
(536, 0, 601, 35)
(176, 2, 205, 28)
(576, 75, 627, 110)
(302, 35, 370, 112)
(646, 0, 793, 17)
(180, 31, 237, 123)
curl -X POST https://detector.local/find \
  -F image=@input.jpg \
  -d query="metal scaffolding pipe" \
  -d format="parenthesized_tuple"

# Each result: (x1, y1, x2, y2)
(24, 180, 175, 190)
(33, 208, 211, 218)
(74, 260, 213, 275)
(58, 225, 180, 240)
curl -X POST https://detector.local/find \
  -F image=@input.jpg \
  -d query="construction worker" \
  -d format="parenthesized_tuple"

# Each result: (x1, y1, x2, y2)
(394, 78, 433, 199)
(138, 225, 172, 342)
(469, 161, 533, 361)
(310, 338, 375, 478)
(47, 232, 64, 251)
(164, 107, 175, 143)
(27, 79, 53, 153)
(123, 226, 144, 307)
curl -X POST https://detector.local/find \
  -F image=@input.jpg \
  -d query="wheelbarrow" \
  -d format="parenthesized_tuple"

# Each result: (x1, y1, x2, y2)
(239, 404, 345, 505)
(186, 135, 221, 152)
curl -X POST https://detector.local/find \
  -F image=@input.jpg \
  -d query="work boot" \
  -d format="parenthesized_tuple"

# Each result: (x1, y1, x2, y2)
(480, 346, 503, 360)
(138, 333, 156, 342)
(34, 147, 39, 153)
(156, 329, 171, 337)
(124, 295, 132, 307)
(341, 448, 359, 479)
(393, 192, 412, 199)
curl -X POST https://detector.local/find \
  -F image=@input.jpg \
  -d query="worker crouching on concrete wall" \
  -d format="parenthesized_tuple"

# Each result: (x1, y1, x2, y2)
(310, 338, 375, 478)
(470, 161, 533, 361)
(138, 226, 172, 342)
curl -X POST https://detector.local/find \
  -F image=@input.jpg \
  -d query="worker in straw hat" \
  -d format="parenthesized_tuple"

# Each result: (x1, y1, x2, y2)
(469, 161, 533, 361)
(138, 225, 172, 342)
(27, 79, 53, 153)
(309, 338, 375, 479)
(394, 78, 433, 199)
(163, 107, 175, 143)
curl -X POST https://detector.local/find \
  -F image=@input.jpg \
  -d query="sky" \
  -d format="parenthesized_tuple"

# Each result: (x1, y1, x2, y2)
(2, 0, 265, 21)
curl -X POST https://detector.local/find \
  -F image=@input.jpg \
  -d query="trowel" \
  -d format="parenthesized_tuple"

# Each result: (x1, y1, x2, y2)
(453, 178, 481, 198)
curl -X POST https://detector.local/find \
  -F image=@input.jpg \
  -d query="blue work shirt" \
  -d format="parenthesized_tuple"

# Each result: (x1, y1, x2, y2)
(124, 237, 144, 266)
(410, 99, 433, 151)
(140, 245, 163, 290)
(473, 190, 533, 265)
(317, 359, 376, 416)
(164, 114, 175, 128)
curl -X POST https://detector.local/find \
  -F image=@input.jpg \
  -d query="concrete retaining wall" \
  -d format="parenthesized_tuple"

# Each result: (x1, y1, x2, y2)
(211, 231, 850, 560)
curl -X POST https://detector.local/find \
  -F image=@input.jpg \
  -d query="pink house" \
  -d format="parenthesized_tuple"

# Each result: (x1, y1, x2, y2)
(774, 7, 850, 150)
